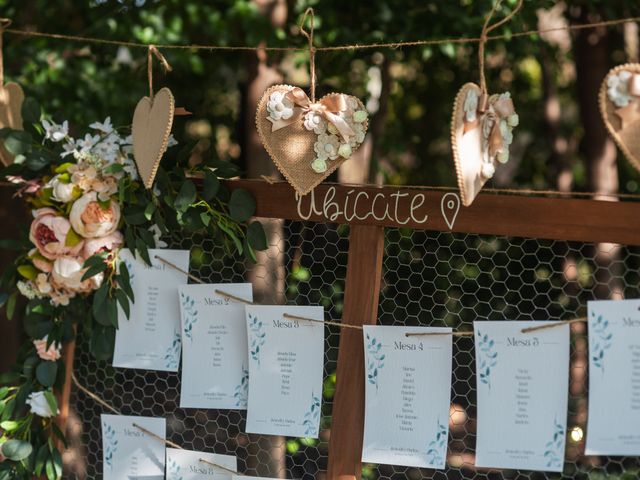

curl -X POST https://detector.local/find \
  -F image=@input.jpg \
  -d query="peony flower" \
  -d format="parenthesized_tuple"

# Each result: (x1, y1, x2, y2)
(69, 192, 121, 238)
(266, 91, 294, 122)
(83, 231, 123, 259)
(33, 336, 62, 362)
(29, 208, 84, 260)
(303, 111, 327, 134)
(48, 175, 76, 203)
(26, 391, 58, 418)
(314, 133, 341, 161)
(42, 119, 69, 143)
(51, 256, 102, 293)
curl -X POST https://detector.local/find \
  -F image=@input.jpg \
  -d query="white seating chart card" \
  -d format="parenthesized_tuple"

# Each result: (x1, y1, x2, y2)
(179, 283, 253, 409)
(474, 321, 570, 472)
(245, 305, 325, 438)
(166, 448, 237, 480)
(361, 326, 453, 469)
(101, 414, 165, 480)
(586, 299, 640, 455)
(113, 249, 190, 371)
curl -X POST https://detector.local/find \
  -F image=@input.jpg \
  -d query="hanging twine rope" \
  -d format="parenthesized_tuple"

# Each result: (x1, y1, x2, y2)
(300, 7, 317, 102)
(2, 15, 639, 54)
(147, 44, 172, 99)
(478, 0, 524, 106)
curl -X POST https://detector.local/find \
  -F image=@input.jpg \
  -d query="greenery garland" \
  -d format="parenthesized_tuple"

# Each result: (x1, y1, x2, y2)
(0, 97, 266, 479)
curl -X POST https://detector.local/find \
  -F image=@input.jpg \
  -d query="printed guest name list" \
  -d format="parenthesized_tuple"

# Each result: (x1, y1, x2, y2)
(586, 299, 640, 455)
(361, 326, 452, 469)
(245, 305, 324, 438)
(474, 321, 569, 473)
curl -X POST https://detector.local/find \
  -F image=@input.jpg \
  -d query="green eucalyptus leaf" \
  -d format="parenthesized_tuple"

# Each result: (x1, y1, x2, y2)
(247, 221, 267, 251)
(202, 170, 220, 201)
(1, 439, 33, 461)
(229, 188, 256, 222)
(2, 130, 32, 156)
(36, 361, 58, 387)
(174, 180, 197, 212)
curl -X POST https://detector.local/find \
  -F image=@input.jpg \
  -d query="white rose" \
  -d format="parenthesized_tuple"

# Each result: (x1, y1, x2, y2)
(51, 256, 100, 293)
(26, 391, 58, 418)
(69, 192, 121, 238)
(47, 176, 76, 203)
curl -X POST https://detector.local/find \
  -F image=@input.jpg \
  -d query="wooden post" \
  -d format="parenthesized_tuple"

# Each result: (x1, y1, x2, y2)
(55, 339, 76, 451)
(327, 224, 385, 480)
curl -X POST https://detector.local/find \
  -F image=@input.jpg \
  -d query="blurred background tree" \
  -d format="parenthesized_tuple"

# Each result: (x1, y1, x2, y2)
(0, 0, 639, 478)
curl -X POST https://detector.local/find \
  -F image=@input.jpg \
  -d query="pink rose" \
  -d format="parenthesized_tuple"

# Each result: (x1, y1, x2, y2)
(33, 336, 62, 361)
(29, 208, 83, 260)
(69, 192, 121, 238)
(82, 231, 124, 259)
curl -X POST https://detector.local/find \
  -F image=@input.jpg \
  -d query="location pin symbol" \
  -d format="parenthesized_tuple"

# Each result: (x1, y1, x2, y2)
(441, 193, 460, 230)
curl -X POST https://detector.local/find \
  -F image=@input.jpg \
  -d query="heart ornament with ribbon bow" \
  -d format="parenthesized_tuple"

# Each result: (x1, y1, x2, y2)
(451, 83, 519, 207)
(256, 85, 368, 195)
(600, 63, 640, 173)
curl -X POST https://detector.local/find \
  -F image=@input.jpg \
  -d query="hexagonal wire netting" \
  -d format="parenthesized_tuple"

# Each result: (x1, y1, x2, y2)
(66, 220, 640, 480)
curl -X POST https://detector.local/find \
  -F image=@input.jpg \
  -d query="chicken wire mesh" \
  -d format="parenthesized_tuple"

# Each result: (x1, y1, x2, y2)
(65, 219, 640, 480)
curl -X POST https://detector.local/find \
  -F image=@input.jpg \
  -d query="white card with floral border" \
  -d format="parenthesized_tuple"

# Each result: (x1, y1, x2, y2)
(474, 321, 569, 472)
(245, 305, 325, 438)
(179, 283, 253, 409)
(101, 414, 165, 480)
(361, 325, 452, 469)
(166, 447, 237, 480)
(113, 248, 190, 371)
(586, 299, 640, 455)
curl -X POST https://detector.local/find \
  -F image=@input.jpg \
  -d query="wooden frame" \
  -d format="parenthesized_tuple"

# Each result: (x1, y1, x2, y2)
(59, 179, 640, 480)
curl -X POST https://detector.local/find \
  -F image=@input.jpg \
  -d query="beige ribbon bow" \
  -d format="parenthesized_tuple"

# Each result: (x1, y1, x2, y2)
(269, 87, 355, 142)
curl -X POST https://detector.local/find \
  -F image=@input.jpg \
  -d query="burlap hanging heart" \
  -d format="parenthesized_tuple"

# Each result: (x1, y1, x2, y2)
(256, 84, 368, 196)
(0, 81, 24, 166)
(451, 83, 519, 207)
(132, 87, 175, 189)
(599, 63, 640, 173)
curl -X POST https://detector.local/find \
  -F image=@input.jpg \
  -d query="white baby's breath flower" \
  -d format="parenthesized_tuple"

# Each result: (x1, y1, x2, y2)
(17, 281, 37, 300)
(314, 133, 340, 161)
(60, 140, 77, 158)
(89, 117, 114, 134)
(75, 134, 100, 154)
(122, 157, 139, 181)
(266, 91, 294, 122)
(120, 134, 133, 146)
(42, 120, 69, 143)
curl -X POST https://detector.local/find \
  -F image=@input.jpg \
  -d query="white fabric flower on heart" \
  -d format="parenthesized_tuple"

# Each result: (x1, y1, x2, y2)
(463, 89, 479, 123)
(26, 391, 58, 418)
(42, 120, 69, 143)
(303, 111, 327, 134)
(311, 158, 328, 173)
(348, 123, 366, 148)
(314, 133, 340, 161)
(266, 91, 294, 122)
(607, 70, 634, 107)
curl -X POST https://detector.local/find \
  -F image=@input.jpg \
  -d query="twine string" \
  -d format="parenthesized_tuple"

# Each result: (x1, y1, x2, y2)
(521, 317, 587, 333)
(300, 7, 317, 102)
(72, 374, 242, 474)
(1, 14, 635, 54)
(478, 0, 524, 98)
(147, 44, 172, 99)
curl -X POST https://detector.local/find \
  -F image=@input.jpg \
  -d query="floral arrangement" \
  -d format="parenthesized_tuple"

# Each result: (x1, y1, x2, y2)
(0, 97, 265, 479)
